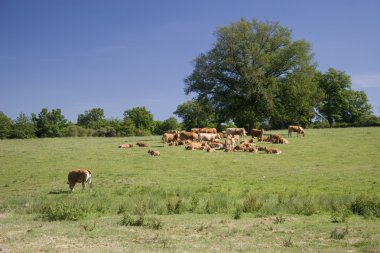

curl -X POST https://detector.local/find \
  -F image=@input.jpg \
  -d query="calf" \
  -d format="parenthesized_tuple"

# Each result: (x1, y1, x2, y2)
(67, 169, 92, 192)
(147, 150, 160, 157)
(288, 125, 305, 137)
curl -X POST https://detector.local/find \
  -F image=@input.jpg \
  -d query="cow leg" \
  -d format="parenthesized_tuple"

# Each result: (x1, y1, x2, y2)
(82, 182, 85, 192)
(87, 178, 93, 192)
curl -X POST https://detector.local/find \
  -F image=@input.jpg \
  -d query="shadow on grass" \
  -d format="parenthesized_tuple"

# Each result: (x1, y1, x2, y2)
(48, 190, 70, 195)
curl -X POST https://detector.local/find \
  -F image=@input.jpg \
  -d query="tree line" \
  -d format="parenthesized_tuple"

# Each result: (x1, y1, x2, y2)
(1, 19, 379, 139)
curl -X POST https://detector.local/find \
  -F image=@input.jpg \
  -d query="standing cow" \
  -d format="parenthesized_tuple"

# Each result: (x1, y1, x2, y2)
(67, 169, 92, 192)
(288, 125, 305, 137)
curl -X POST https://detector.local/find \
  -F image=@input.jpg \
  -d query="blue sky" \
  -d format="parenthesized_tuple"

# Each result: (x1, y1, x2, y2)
(1, 0, 379, 122)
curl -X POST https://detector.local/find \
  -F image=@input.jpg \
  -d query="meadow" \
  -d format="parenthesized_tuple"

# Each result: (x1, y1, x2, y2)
(0, 127, 379, 252)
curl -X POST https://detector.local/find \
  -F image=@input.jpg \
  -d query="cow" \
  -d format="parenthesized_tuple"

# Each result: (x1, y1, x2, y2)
(226, 128, 247, 138)
(288, 125, 305, 137)
(190, 128, 201, 133)
(147, 150, 160, 157)
(118, 143, 133, 148)
(250, 128, 264, 141)
(243, 147, 258, 153)
(199, 128, 217, 134)
(197, 133, 221, 142)
(162, 133, 178, 145)
(185, 142, 204, 150)
(218, 131, 226, 139)
(67, 169, 92, 192)
(136, 142, 149, 147)
(205, 146, 216, 153)
(264, 147, 282, 155)
(179, 131, 198, 141)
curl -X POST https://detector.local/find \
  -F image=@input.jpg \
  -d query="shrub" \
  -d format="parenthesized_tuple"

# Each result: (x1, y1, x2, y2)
(242, 194, 263, 212)
(232, 207, 242, 220)
(120, 213, 144, 226)
(351, 195, 380, 218)
(274, 215, 285, 224)
(166, 197, 183, 214)
(40, 202, 89, 221)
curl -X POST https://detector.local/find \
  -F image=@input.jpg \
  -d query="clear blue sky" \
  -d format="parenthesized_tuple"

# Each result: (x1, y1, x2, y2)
(1, 0, 379, 122)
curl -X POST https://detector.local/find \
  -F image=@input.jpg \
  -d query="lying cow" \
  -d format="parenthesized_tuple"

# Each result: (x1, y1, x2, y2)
(264, 147, 282, 155)
(136, 142, 149, 147)
(118, 143, 133, 148)
(67, 169, 92, 192)
(147, 150, 160, 157)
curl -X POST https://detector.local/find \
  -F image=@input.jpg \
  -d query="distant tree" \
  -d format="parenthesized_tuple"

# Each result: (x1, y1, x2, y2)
(11, 112, 36, 139)
(154, 117, 181, 135)
(123, 107, 154, 134)
(0, 111, 13, 139)
(317, 68, 351, 127)
(317, 68, 374, 127)
(341, 90, 373, 124)
(174, 100, 215, 130)
(32, 108, 68, 137)
(77, 108, 106, 129)
(184, 18, 320, 129)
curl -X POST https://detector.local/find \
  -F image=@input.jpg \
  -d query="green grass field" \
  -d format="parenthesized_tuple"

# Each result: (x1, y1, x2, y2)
(0, 127, 379, 252)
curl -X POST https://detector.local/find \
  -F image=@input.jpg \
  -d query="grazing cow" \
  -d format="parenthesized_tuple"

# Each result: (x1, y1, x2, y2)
(119, 143, 133, 148)
(67, 169, 92, 192)
(136, 142, 149, 147)
(250, 128, 264, 140)
(288, 125, 305, 137)
(147, 150, 160, 157)
(226, 128, 247, 138)
(199, 128, 217, 134)
(179, 131, 198, 141)
(264, 147, 282, 155)
(197, 133, 221, 142)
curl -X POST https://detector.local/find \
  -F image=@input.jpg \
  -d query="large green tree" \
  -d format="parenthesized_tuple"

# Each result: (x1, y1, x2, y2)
(32, 108, 68, 137)
(11, 112, 36, 139)
(317, 68, 373, 127)
(174, 100, 215, 130)
(123, 107, 154, 135)
(184, 19, 320, 129)
(0, 112, 13, 139)
(77, 108, 106, 129)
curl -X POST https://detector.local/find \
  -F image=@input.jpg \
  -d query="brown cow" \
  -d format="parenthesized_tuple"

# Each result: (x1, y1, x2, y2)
(199, 128, 217, 134)
(118, 143, 133, 148)
(264, 147, 282, 155)
(67, 169, 92, 192)
(226, 128, 247, 137)
(147, 150, 160, 157)
(185, 142, 204, 150)
(288, 125, 305, 137)
(136, 142, 149, 147)
(251, 128, 264, 140)
(190, 128, 201, 133)
(179, 131, 198, 141)
(162, 133, 178, 145)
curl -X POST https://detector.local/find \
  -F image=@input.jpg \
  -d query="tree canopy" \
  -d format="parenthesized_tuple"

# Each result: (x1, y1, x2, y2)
(184, 18, 321, 129)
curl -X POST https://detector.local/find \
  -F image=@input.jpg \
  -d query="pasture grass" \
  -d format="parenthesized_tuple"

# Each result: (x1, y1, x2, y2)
(0, 127, 380, 252)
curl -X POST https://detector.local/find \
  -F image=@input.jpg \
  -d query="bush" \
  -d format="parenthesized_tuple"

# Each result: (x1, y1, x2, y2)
(166, 197, 183, 214)
(242, 194, 263, 213)
(351, 195, 380, 218)
(40, 202, 89, 221)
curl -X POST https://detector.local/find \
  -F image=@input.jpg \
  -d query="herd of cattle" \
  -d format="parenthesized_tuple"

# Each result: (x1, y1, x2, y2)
(118, 125, 305, 155)
(68, 125, 304, 192)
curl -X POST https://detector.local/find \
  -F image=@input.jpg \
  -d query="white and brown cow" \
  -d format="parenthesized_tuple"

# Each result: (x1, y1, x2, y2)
(197, 133, 221, 142)
(67, 169, 92, 192)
